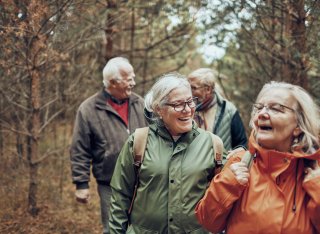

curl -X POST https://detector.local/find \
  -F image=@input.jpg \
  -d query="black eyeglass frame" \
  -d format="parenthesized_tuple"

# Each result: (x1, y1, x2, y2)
(164, 97, 198, 112)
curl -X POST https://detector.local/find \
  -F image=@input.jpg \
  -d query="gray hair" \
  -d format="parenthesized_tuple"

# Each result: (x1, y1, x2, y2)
(144, 73, 191, 122)
(250, 81, 320, 153)
(187, 68, 216, 88)
(102, 57, 131, 87)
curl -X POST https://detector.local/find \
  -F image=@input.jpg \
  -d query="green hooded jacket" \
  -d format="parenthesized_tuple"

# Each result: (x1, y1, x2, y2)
(109, 122, 218, 234)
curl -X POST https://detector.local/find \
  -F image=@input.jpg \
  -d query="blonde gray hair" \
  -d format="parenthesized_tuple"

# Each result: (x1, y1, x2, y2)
(144, 73, 190, 121)
(250, 81, 320, 153)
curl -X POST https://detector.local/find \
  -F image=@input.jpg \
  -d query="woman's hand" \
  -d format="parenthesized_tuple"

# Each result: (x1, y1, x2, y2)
(304, 160, 320, 182)
(226, 147, 246, 160)
(229, 162, 250, 185)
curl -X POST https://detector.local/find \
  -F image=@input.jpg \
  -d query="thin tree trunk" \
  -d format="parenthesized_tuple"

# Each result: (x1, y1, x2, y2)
(290, 0, 308, 88)
(27, 60, 41, 217)
(130, 0, 135, 62)
(0, 97, 3, 157)
(105, 1, 117, 61)
(281, 3, 291, 82)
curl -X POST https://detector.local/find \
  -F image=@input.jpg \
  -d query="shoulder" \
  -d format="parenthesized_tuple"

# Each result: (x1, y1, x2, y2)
(78, 92, 100, 112)
(217, 95, 238, 117)
(130, 92, 144, 103)
(223, 99, 237, 113)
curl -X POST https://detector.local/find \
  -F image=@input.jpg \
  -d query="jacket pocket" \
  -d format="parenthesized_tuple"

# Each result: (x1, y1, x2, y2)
(126, 224, 159, 234)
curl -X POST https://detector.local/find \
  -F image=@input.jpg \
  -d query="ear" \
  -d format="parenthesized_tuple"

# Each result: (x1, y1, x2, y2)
(293, 126, 302, 137)
(204, 85, 212, 94)
(156, 105, 163, 118)
(109, 79, 117, 86)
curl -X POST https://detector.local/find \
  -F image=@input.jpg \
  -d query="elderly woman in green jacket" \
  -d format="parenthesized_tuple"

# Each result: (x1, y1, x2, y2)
(109, 73, 223, 233)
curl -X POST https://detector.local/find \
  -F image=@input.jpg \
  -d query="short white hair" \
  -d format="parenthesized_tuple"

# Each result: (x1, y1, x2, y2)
(144, 73, 190, 121)
(102, 57, 131, 87)
(250, 81, 320, 153)
(188, 68, 216, 88)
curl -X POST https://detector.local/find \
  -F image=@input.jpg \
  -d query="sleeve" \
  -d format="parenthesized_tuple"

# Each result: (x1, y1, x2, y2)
(70, 107, 92, 187)
(302, 175, 320, 232)
(109, 135, 136, 233)
(195, 156, 247, 233)
(231, 111, 248, 149)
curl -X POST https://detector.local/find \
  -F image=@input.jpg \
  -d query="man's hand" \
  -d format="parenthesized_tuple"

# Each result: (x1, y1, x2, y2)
(75, 189, 90, 204)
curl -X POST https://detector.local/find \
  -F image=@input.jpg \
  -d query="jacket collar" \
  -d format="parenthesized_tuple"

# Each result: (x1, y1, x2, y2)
(248, 131, 320, 175)
(95, 89, 139, 110)
(215, 91, 225, 106)
(149, 121, 200, 144)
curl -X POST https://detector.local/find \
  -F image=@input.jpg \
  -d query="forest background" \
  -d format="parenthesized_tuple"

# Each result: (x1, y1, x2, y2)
(1, 0, 320, 233)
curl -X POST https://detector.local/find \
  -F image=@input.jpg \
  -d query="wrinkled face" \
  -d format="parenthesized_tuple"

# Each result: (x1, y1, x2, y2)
(158, 86, 195, 136)
(252, 88, 301, 152)
(108, 64, 136, 100)
(188, 77, 212, 103)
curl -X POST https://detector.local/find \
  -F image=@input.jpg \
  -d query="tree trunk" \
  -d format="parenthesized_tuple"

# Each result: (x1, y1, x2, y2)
(105, 1, 117, 61)
(130, 0, 135, 62)
(282, 0, 308, 87)
(27, 58, 41, 217)
(290, 0, 308, 88)
(0, 97, 3, 157)
(281, 3, 291, 83)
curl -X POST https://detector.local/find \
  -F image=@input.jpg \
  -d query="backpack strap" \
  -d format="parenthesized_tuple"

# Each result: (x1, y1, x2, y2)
(132, 127, 149, 168)
(241, 150, 254, 169)
(128, 127, 149, 216)
(208, 132, 224, 175)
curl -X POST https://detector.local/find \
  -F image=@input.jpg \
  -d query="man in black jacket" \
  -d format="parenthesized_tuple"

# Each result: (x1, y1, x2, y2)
(70, 57, 147, 234)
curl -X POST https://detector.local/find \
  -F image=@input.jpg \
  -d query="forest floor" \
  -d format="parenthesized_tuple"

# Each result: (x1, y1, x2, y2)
(0, 179, 102, 234)
(0, 124, 103, 234)
(0, 177, 102, 234)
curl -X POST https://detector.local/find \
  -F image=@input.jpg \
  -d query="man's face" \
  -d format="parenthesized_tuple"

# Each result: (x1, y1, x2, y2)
(109, 64, 136, 100)
(188, 77, 213, 103)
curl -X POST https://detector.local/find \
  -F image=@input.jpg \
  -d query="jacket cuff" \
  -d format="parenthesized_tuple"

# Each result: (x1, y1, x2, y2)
(76, 182, 89, 190)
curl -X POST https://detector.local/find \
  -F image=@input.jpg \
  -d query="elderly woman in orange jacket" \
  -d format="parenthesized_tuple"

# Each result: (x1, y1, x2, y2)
(195, 81, 320, 234)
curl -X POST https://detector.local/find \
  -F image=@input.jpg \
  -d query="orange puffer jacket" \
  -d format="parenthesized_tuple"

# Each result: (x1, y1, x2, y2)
(195, 132, 320, 234)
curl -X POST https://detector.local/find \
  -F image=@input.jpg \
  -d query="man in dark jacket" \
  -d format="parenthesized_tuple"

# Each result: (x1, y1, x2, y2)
(188, 68, 247, 151)
(70, 57, 147, 234)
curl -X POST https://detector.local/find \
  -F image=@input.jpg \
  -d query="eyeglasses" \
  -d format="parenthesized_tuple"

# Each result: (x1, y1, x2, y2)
(253, 103, 295, 114)
(165, 97, 197, 112)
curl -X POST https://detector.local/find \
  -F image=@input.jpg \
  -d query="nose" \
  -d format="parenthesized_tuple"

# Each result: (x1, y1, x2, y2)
(129, 77, 136, 87)
(131, 79, 136, 86)
(257, 107, 270, 119)
(182, 103, 192, 113)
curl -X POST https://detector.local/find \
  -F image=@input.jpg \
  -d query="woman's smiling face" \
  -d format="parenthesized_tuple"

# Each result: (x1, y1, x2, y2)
(158, 86, 195, 136)
(252, 88, 301, 152)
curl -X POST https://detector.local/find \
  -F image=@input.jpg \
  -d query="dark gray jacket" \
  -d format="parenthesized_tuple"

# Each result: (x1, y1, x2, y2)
(70, 90, 148, 189)
(212, 92, 247, 150)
